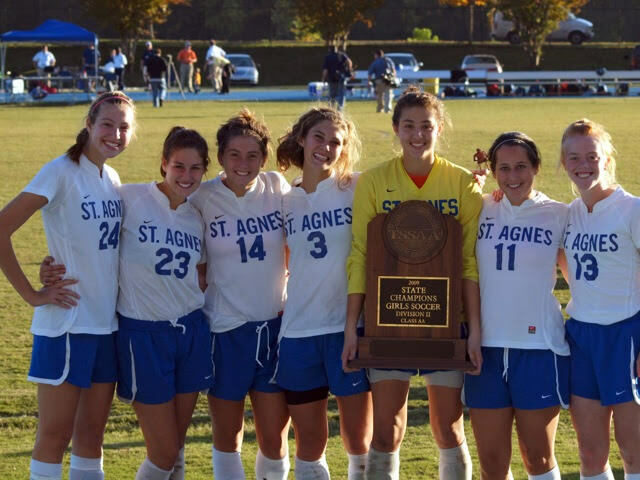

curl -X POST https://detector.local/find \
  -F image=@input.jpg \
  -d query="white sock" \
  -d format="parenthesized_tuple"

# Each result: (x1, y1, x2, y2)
(365, 448, 399, 480)
(625, 474, 640, 480)
(135, 458, 172, 480)
(69, 454, 104, 479)
(255, 449, 290, 480)
(347, 453, 367, 480)
(529, 464, 561, 479)
(438, 441, 472, 480)
(581, 466, 615, 480)
(30, 459, 62, 480)
(212, 447, 245, 480)
(508, 470, 514, 480)
(169, 447, 185, 480)
(294, 455, 330, 480)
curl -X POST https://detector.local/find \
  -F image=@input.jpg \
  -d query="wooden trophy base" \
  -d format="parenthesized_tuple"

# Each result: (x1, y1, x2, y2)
(348, 337, 475, 370)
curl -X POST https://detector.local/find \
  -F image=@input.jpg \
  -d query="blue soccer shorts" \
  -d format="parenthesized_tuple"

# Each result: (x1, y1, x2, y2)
(28, 332, 117, 387)
(275, 331, 369, 397)
(463, 346, 570, 410)
(566, 313, 640, 406)
(208, 316, 282, 401)
(116, 309, 214, 405)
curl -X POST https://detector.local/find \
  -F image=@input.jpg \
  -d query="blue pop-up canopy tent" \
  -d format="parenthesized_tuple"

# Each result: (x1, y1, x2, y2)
(0, 19, 99, 79)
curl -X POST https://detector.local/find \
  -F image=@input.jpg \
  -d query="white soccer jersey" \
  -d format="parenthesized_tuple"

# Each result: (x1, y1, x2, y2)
(189, 171, 290, 333)
(116, 183, 205, 321)
(563, 187, 640, 325)
(476, 192, 570, 354)
(280, 174, 357, 339)
(23, 154, 121, 337)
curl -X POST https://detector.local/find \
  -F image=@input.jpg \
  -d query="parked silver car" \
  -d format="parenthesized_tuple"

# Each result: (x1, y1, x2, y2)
(491, 11, 594, 45)
(386, 53, 423, 72)
(226, 53, 259, 85)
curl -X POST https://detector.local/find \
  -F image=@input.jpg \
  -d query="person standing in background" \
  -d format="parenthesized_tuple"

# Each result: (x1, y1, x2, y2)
(322, 45, 353, 111)
(205, 39, 226, 92)
(82, 44, 100, 92)
(101, 52, 117, 92)
(141, 41, 154, 89)
(113, 47, 128, 91)
(144, 48, 168, 108)
(220, 61, 234, 94)
(177, 41, 197, 93)
(367, 49, 395, 113)
(32, 45, 56, 87)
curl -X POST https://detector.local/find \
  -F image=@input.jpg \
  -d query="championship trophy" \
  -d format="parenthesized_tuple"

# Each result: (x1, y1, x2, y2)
(348, 199, 473, 370)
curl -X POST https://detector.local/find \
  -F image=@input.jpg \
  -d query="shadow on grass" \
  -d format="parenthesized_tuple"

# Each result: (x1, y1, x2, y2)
(2, 425, 256, 458)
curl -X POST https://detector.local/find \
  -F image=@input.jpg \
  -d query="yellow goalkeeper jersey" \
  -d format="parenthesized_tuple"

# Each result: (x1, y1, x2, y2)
(347, 154, 482, 294)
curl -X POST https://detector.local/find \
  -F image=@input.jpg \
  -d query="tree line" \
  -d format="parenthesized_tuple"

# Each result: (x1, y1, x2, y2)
(85, 0, 589, 67)
(4, 0, 638, 68)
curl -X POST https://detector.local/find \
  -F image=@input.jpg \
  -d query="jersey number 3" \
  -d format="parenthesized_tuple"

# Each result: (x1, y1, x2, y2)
(307, 231, 328, 259)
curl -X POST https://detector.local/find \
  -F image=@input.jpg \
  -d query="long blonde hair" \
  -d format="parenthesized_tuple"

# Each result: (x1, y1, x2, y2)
(276, 107, 361, 189)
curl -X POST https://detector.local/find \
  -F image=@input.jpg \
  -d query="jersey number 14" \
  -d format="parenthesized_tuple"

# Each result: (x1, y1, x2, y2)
(237, 235, 266, 263)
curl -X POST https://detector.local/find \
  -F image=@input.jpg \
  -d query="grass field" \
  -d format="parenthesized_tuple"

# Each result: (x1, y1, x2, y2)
(1, 97, 638, 478)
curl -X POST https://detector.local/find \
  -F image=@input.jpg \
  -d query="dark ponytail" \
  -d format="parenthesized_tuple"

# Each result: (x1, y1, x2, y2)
(66, 128, 90, 163)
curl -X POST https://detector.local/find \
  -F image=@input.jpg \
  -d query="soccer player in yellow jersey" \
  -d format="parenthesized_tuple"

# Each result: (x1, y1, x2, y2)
(342, 86, 483, 480)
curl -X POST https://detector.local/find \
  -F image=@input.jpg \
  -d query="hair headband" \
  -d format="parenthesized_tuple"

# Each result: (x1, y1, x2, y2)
(90, 94, 132, 115)
(491, 138, 538, 161)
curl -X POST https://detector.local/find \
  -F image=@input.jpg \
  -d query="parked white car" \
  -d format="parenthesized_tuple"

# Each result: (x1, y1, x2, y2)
(460, 54, 503, 73)
(492, 11, 594, 45)
(226, 53, 259, 85)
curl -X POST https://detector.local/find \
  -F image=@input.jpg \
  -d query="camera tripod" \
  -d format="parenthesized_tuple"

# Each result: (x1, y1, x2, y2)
(166, 54, 186, 99)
